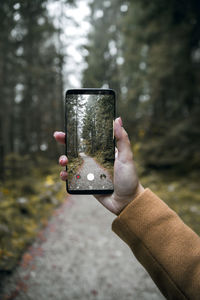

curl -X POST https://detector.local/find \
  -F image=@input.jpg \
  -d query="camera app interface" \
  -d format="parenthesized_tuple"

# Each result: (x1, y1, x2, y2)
(66, 93, 114, 191)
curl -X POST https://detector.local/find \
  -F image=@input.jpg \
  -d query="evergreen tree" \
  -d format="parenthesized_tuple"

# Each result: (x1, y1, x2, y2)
(82, 0, 124, 97)
(0, 0, 75, 179)
(83, 0, 200, 170)
(82, 94, 114, 162)
(122, 0, 200, 169)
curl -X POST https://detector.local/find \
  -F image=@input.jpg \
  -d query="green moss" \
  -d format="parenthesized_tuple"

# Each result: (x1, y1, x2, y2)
(67, 156, 83, 182)
(0, 163, 66, 271)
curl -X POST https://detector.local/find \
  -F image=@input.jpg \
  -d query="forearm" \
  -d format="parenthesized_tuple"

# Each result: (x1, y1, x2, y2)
(112, 189, 200, 300)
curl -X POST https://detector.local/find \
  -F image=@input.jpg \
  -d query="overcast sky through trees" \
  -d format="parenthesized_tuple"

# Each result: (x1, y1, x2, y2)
(48, 0, 91, 88)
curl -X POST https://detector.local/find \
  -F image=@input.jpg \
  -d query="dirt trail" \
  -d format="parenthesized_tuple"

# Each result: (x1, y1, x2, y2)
(69, 152, 113, 191)
(0, 194, 164, 300)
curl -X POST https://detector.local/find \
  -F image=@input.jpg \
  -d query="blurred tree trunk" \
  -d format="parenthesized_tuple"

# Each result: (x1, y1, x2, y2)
(0, 118, 4, 181)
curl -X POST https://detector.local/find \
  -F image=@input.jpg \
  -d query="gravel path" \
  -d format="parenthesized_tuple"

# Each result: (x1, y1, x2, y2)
(69, 152, 113, 191)
(0, 194, 164, 300)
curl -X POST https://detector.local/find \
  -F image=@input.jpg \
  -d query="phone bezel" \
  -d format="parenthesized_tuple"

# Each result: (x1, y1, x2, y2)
(65, 88, 116, 195)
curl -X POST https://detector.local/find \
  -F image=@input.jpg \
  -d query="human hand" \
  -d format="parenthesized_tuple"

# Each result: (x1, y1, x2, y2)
(53, 117, 144, 215)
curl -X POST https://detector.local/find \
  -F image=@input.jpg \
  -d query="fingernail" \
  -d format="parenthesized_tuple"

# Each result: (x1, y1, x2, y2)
(116, 117, 122, 127)
(54, 131, 60, 137)
(59, 156, 65, 163)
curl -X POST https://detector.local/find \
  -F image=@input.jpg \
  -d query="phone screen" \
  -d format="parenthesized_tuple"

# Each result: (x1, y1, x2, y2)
(65, 89, 115, 194)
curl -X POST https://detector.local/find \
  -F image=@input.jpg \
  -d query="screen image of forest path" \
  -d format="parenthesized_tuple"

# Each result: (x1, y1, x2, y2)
(69, 152, 113, 190)
(66, 93, 115, 192)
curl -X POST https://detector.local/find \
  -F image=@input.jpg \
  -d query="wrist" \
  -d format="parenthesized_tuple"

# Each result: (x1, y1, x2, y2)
(132, 182, 145, 201)
(115, 182, 145, 216)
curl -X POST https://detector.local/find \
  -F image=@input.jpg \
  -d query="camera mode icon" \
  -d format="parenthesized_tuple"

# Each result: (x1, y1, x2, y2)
(87, 173, 94, 181)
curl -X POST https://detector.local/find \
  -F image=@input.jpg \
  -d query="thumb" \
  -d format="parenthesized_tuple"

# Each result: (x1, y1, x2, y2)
(114, 117, 133, 163)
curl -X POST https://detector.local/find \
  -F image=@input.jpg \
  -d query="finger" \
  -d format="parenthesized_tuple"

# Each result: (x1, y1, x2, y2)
(53, 131, 66, 144)
(59, 155, 68, 166)
(114, 117, 133, 162)
(60, 170, 68, 181)
(94, 194, 114, 213)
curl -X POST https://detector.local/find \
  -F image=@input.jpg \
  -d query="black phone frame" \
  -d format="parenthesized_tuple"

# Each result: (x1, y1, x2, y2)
(65, 88, 116, 195)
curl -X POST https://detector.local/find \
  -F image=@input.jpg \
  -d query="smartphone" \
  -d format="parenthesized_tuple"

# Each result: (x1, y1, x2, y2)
(65, 88, 116, 194)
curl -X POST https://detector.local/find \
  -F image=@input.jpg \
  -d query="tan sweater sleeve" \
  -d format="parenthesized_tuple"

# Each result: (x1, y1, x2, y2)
(112, 188, 200, 300)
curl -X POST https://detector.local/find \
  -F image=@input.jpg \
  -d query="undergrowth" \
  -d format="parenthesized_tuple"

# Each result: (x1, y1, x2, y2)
(0, 161, 66, 272)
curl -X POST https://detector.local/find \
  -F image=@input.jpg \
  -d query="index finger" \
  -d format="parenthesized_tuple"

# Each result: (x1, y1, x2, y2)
(53, 131, 66, 144)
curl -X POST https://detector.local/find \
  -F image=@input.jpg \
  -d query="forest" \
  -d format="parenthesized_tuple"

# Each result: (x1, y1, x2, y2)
(0, 0, 200, 278)
(83, 0, 200, 171)
(82, 94, 114, 161)
(67, 94, 114, 158)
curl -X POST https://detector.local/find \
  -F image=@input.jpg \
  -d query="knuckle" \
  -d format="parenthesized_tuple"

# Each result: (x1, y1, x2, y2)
(123, 131, 128, 138)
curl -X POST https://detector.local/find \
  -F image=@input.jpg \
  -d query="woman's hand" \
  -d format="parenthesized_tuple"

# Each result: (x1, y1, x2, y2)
(53, 117, 144, 215)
